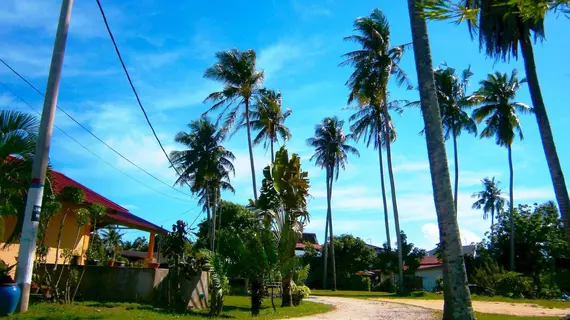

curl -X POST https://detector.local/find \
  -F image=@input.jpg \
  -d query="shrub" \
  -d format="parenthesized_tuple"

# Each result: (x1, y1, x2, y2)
(291, 283, 310, 306)
(434, 276, 444, 292)
(495, 272, 533, 298)
(373, 278, 396, 293)
(338, 275, 371, 291)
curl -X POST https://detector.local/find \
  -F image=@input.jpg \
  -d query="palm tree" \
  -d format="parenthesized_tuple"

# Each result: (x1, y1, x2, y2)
(472, 70, 532, 271)
(341, 8, 411, 292)
(406, 0, 475, 318)
(472, 177, 507, 229)
(0, 110, 39, 242)
(425, 0, 570, 247)
(248, 89, 292, 163)
(203, 49, 264, 201)
(346, 97, 398, 251)
(433, 66, 478, 212)
(170, 118, 235, 251)
(307, 116, 359, 290)
(100, 226, 124, 261)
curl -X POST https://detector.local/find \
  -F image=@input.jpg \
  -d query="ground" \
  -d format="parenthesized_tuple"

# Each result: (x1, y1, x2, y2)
(295, 296, 436, 320)
(8, 296, 332, 320)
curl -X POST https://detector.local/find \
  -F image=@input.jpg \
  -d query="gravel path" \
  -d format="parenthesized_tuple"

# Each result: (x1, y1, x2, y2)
(293, 296, 437, 320)
(374, 298, 570, 317)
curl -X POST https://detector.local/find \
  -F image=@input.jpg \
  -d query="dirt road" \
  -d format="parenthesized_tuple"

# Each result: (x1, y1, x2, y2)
(294, 296, 436, 320)
(374, 298, 570, 317)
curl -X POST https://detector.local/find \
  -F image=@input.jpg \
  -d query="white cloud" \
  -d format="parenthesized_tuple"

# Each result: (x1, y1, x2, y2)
(393, 161, 429, 173)
(421, 223, 481, 250)
(291, 0, 333, 20)
(514, 187, 555, 201)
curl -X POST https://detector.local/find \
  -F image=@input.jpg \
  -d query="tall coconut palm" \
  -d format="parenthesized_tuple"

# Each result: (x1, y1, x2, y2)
(472, 70, 532, 271)
(204, 49, 264, 201)
(170, 118, 235, 251)
(0, 110, 39, 242)
(307, 116, 359, 290)
(100, 226, 124, 261)
(406, 0, 475, 318)
(341, 8, 411, 292)
(472, 177, 507, 229)
(248, 89, 292, 163)
(433, 66, 478, 212)
(425, 0, 570, 247)
(346, 96, 398, 251)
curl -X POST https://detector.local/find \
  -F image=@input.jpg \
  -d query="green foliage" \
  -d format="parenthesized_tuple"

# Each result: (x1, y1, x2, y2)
(293, 263, 310, 285)
(199, 249, 229, 316)
(0, 258, 16, 283)
(337, 275, 371, 291)
(435, 276, 444, 292)
(75, 208, 90, 227)
(376, 231, 426, 276)
(58, 186, 85, 204)
(291, 283, 311, 306)
(373, 278, 396, 293)
(250, 88, 292, 152)
(88, 203, 106, 221)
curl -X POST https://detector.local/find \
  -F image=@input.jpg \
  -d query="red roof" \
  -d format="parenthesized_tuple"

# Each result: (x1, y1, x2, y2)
(417, 256, 442, 270)
(51, 169, 167, 234)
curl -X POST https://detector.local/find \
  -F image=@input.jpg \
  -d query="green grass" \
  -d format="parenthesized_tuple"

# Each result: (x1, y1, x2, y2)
(475, 313, 560, 320)
(8, 296, 333, 320)
(311, 289, 570, 309)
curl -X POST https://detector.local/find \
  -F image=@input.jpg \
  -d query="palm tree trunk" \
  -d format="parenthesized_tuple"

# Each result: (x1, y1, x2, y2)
(245, 99, 258, 201)
(271, 139, 275, 163)
(490, 206, 495, 247)
(406, 0, 475, 318)
(519, 36, 570, 243)
(216, 187, 222, 252)
(508, 144, 515, 271)
(378, 141, 391, 250)
(382, 99, 403, 293)
(322, 167, 330, 289)
(212, 187, 217, 252)
(329, 165, 337, 291)
(453, 133, 459, 214)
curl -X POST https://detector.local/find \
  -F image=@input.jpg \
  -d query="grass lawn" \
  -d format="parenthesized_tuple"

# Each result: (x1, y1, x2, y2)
(8, 296, 333, 320)
(311, 289, 570, 309)
(475, 313, 559, 320)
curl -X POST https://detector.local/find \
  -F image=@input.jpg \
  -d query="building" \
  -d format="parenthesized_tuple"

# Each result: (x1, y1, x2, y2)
(417, 245, 478, 291)
(295, 232, 322, 256)
(0, 169, 168, 268)
(366, 243, 384, 256)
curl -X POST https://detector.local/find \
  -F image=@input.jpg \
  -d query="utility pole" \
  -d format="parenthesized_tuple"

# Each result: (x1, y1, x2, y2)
(15, 0, 74, 312)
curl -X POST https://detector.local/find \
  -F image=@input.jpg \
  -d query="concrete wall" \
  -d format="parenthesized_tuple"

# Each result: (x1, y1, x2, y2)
(416, 267, 443, 291)
(37, 264, 208, 309)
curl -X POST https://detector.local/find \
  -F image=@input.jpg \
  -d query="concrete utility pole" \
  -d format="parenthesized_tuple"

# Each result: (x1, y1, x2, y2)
(15, 0, 74, 312)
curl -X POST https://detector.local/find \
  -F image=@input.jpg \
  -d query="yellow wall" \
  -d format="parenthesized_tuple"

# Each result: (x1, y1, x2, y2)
(0, 204, 90, 269)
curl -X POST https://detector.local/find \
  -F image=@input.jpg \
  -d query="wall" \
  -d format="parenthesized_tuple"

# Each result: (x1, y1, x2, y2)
(37, 265, 208, 309)
(416, 267, 443, 291)
(0, 204, 91, 267)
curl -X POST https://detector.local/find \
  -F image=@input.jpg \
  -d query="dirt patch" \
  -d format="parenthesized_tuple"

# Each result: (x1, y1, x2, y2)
(374, 298, 570, 317)
(294, 296, 436, 319)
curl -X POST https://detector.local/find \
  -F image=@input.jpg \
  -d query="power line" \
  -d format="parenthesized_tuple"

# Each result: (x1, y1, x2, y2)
(158, 207, 198, 224)
(0, 58, 191, 198)
(0, 81, 193, 203)
(95, 0, 189, 191)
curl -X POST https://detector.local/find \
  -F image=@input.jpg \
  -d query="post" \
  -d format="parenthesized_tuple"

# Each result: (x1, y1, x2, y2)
(146, 231, 156, 266)
(15, 0, 74, 312)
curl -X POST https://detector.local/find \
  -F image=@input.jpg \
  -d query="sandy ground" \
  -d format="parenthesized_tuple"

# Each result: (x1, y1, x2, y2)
(293, 296, 436, 320)
(374, 298, 570, 317)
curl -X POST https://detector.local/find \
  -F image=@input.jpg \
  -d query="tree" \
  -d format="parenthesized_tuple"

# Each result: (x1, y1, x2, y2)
(123, 236, 149, 252)
(377, 231, 427, 277)
(170, 118, 235, 251)
(341, 9, 412, 291)
(0, 110, 39, 241)
(203, 49, 264, 201)
(248, 89, 292, 163)
(477, 201, 570, 289)
(254, 146, 310, 307)
(406, 0, 475, 318)
(472, 177, 507, 228)
(346, 95, 397, 252)
(472, 70, 532, 270)
(307, 116, 359, 290)
(424, 0, 570, 249)
(100, 225, 124, 262)
(333, 234, 376, 286)
(432, 65, 478, 212)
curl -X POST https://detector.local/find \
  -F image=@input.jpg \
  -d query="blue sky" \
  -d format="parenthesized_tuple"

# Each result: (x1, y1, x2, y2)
(1, 0, 569, 251)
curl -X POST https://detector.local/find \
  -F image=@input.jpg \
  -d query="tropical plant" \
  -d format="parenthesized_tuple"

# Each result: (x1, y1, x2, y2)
(307, 116, 359, 291)
(170, 118, 235, 251)
(254, 146, 310, 307)
(123, 236, 149, 252)
(248, 89, 292, 163)
(472, 177, 507, 228)
(341, 9, 412, 292)
(406, 0, 475, 317)
(432, 65, 478, 212)
(100, 225, 124, 261)
(0, 110, 39, 241)
(472, 70, 532, 271)
(423, 0, 570, 249)
(0, 258, 16, 283)
(203, 49, 264, 201)
(199, 249, 229, 316)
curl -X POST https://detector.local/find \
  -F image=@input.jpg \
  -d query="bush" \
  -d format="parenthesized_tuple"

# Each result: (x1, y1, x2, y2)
(434, 276, 444, 292)
(291, 283, 311, 306)
(373, 278, 396, 293)
(495, 272, 533, 298)
(338, 275, 371, 291)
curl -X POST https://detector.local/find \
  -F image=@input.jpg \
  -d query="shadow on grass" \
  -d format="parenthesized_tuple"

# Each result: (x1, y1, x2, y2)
(85, 302, 121, 309)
